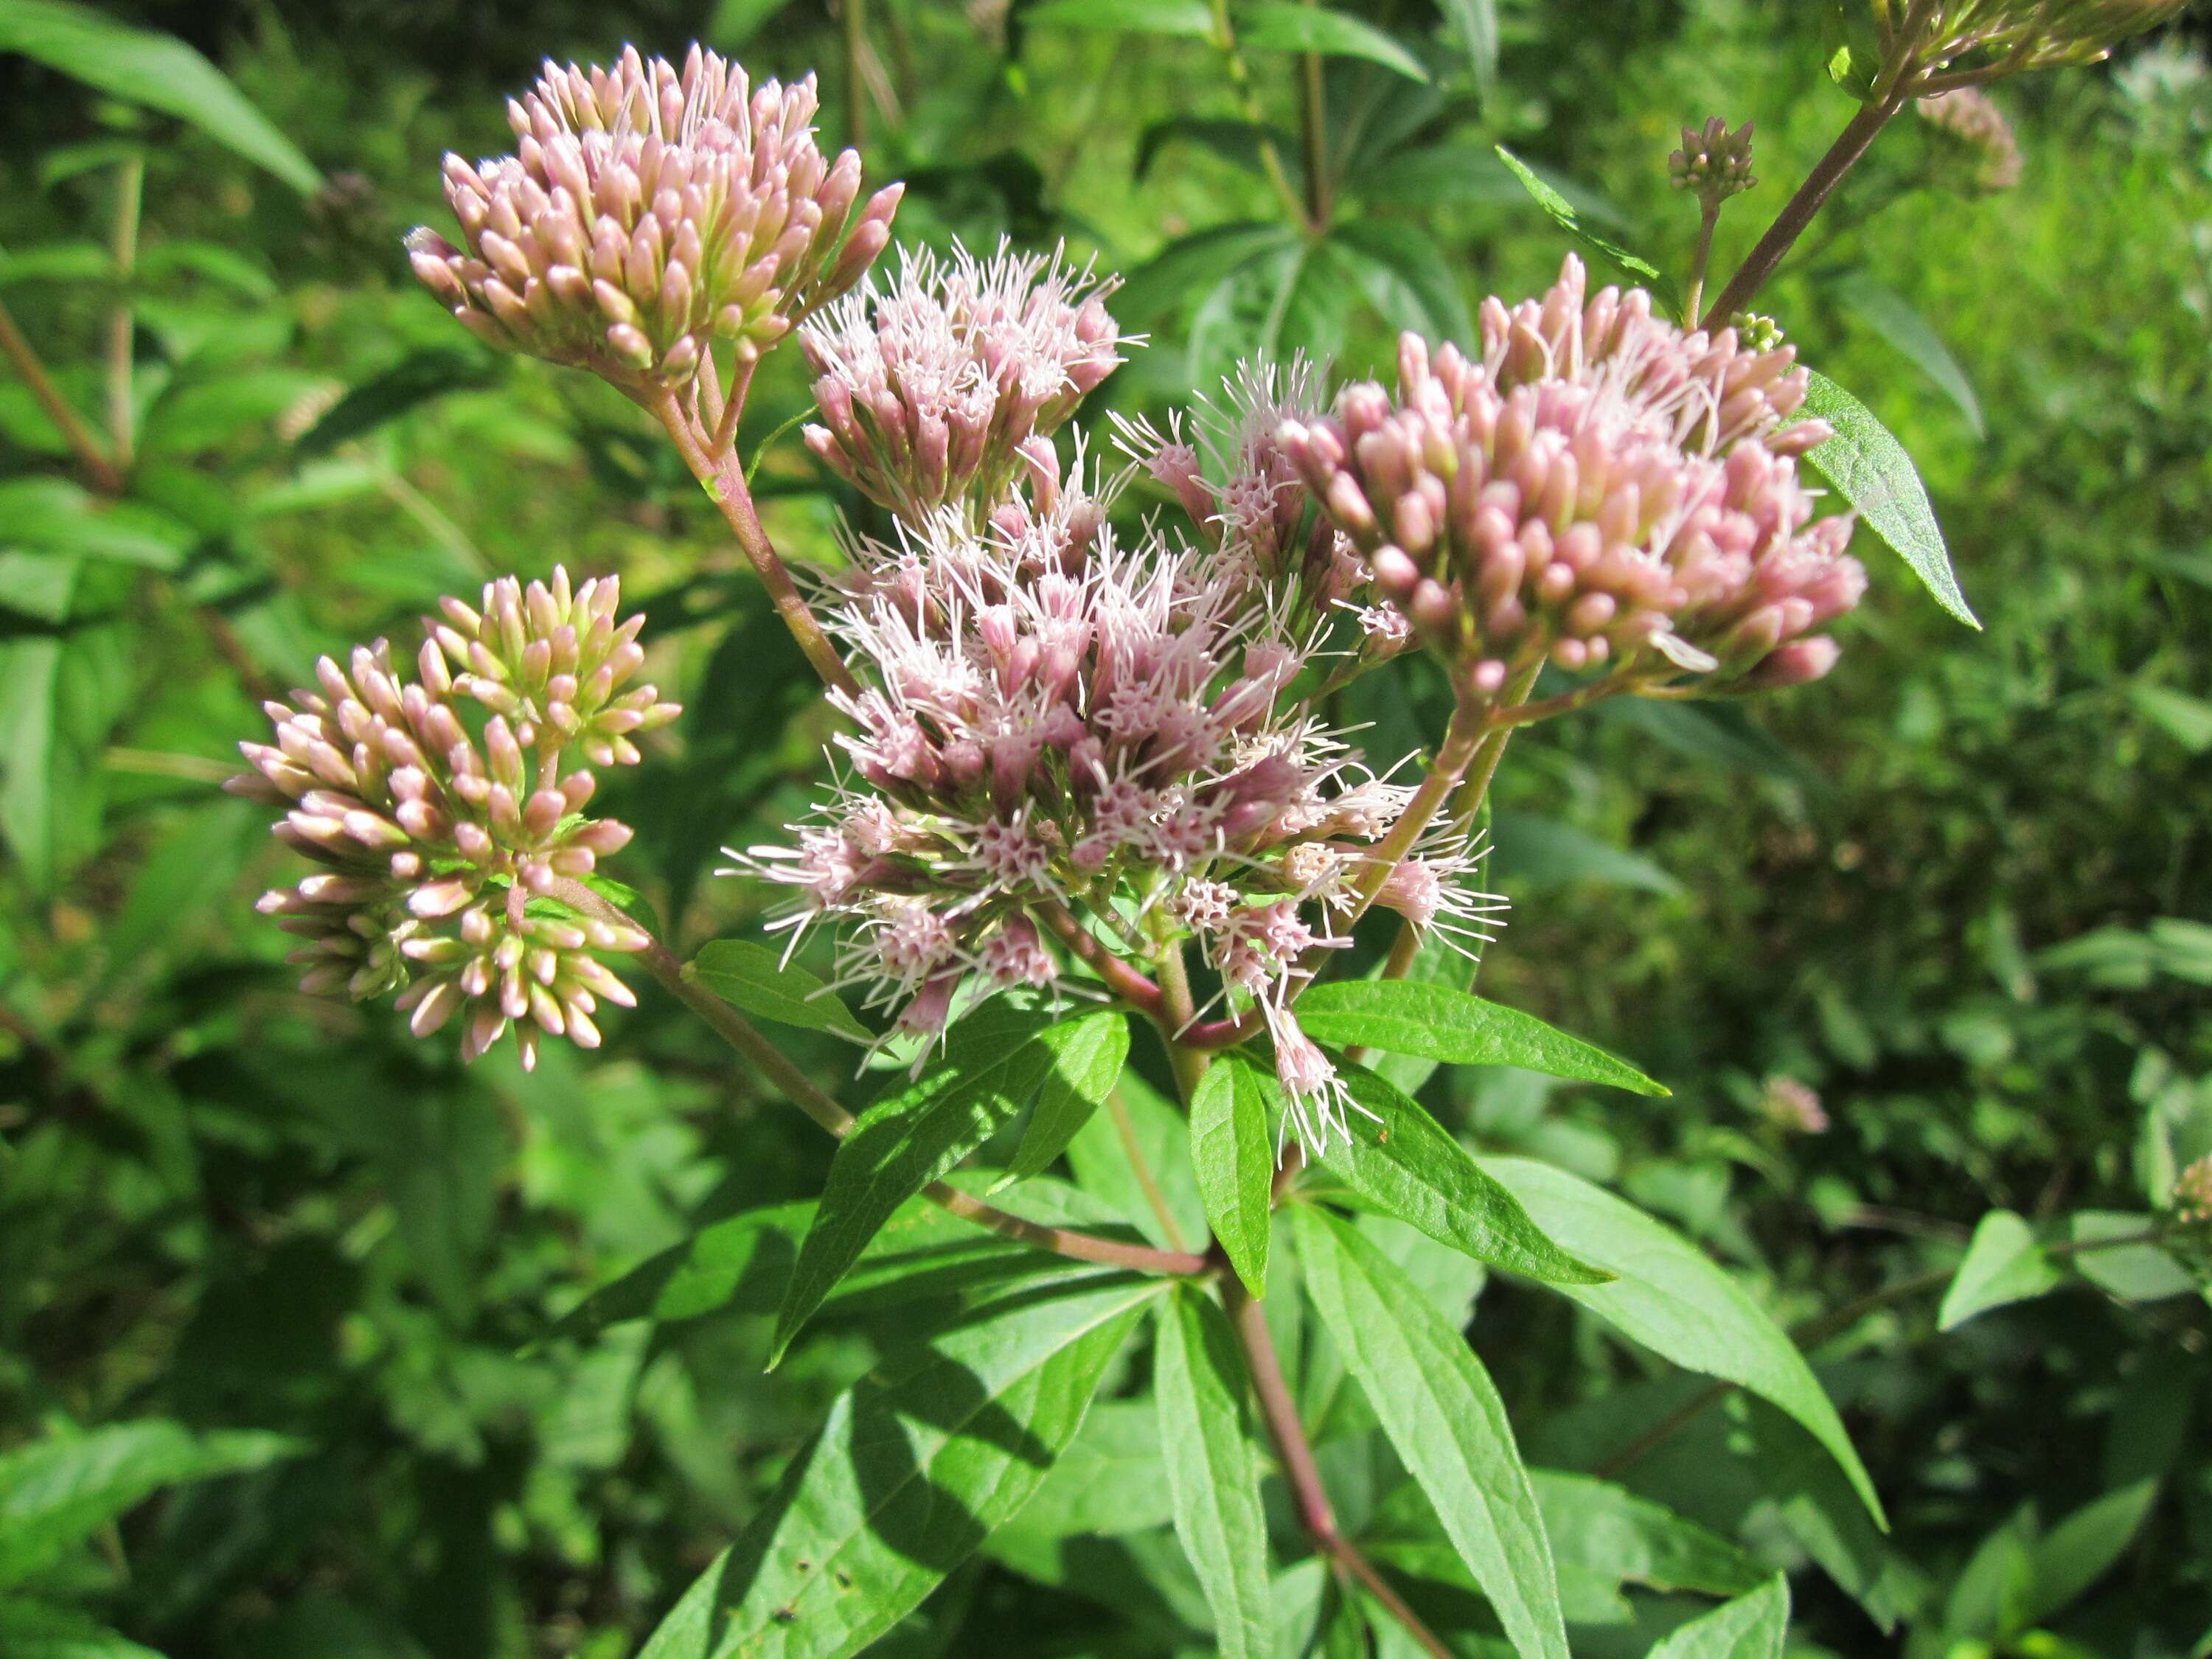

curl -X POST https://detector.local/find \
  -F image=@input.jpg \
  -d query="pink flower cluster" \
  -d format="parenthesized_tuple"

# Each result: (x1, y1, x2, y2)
(233, 570, 680, 1070)
(734, 455, 1500, 1152)
(408, 44, 900, 381)
(1279, 255, 1866, 705)
(800, 242, 1124, 521)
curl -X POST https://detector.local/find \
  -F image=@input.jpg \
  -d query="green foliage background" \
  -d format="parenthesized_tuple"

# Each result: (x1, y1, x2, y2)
(2, 1, 2210, 1655)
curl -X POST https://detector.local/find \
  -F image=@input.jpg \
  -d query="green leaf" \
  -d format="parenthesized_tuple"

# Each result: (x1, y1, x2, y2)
(1311, 1064, 1610, 1285)
(1937, 1209, 2064, 1330)
(0, 477, 190, 568)
(0, 1, 321, 192)
(293, 349, 497, 459)
(1066, 1071, 1207, 1252)
(2130, 683, 2212, 754)
(639, 1276, 1159, 1659)
(1231, 4, 1427, 82)
(2066, 1211, 2196, 1301)
(994, 1400, 1175, 1540)
(1295, 979, 1666, 1095)
(1189, 1054, 1276, 1297)
(687, 939, 869, 1040)
(1832, 277, 1985, 438)
(0, 1603, 167, 1659)
(1490, 809, 1685, 897)
(2023, 1480, 2159, 1624)
(1439, 0, 1499, 101)
(1367, 931, 1476, 1098)
(1293, 1206, 1568, 1659)
(1022, 0, 1215, 38)
(142, 369, 325, 457)
(1800, 370, 1978, 627)
(0, 622, 125, 894)
(135, 238, 279, 301)
(1117, 221, 1301, 325)
(1155, 1290, 1273, 1659)
(1478, 1156, 1885, 1526)
(1259, 235, 1355, 362)
(1494, 146, 1681, 316)
(1328, 218, 1473, 344)
(0, 240, 114, 286)
(1531, 1472, 1768, 1599)
(1001, 1012, 1130, 1189)
(1646, 1575, 1790, 1659)
(549, 1180, 1127, 1344)
(770, 1008, 1066, 1363)
(0, 1420, 301, 1588)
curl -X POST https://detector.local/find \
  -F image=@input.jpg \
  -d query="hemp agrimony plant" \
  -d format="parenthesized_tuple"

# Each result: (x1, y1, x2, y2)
(195, 7, 2195, 1655)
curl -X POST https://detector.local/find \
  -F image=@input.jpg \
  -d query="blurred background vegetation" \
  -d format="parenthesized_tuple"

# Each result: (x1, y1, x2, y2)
(2, 1, 2210, 1655)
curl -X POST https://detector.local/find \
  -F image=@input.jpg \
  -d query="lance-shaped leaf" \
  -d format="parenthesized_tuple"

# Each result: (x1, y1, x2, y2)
(1310, 1064, 1608, 1285)
(688, 939, 869, 1040)
(1495, 146, 1681, 316)
(1000, 1011, 1130, 1189)
(1155, 1290, 1273, 1658)
(1293, 1207, 1568, 1659)
(1232, 4, 1428, 83)
(1937, 1209, 2063, 1331)
(0, 1421, 302, 1588)
(548, 1177, 1125, 1346)
(0, 1, 321, 192)
(770, 1006, 1068, 1364)
(1647, 1574, 1790, 1659)
(1832, 277, 1985, 438)
(1477, 1156, 1885, 1526)
(1189, 1054, 1275, 1296)
(1801, 370, 1979, 628)
(1295, 980, 1666, 1095)
(1023, 0, 1214, 37)
(641, 1276, 1161, 1659)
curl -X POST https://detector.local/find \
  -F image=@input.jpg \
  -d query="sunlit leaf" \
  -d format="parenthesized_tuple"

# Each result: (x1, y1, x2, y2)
(1023, 0, 1214, 38)
(1294, 1206, 1569, 1659)
(1495, 146, 1681, 316)
(1189, 1054, 1275, 1296)
(688, 939, 869, 1040)
(1800, 370, 1978, 627)
(1001, 1011, 1130, 1188)
(1232, 4, 1427, 83)
(641, 1277, 1159, 1659)
(1295, 979, 1666, 1095)
(1832, 276, 1985, 437)
(0, 1, 321, 192)
(1478, 1156, 1885, 1526)
(1154, 1290, 1273, 1658)
(1937, 1210, 2063, 1330)
(1646, 1574, 1790, 1659)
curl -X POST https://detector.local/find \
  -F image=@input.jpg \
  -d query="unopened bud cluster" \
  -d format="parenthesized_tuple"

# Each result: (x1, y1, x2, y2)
(1279, 256, 1865, 705)
(800, 242, 1124, 521)
(1669, 116, 1757, 204)
(232, 569, 680, 1070)
(408, 44, 900, 382)
(1917, 88, 2024, 191)
(1909, 0, 2183, 74)
(736, 458, 1499, 1153)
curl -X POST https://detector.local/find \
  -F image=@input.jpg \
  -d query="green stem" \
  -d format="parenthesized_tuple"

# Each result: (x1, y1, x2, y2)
(0, 293, 122, 493)
(647, 386, 860, 698)
(1702, 97, 1904, 327)
(1209, 0, 1318, 235)
(1224, 1276, 1455, 1659)
(1682, 198, 1719, 331)
(105, 154, 143, 470)
(1297, 1, 1331, 229)
(551, 880, 1208, 1278)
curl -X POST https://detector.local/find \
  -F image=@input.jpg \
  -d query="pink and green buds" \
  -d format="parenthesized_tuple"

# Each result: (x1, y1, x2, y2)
(799, 241, 1125, 521)
(407, 44, 900, 383)
(1918, 88, 2024, 191)
(1279, 256, 1865, 706)
(231, 568, 680, 1071)
(1669, 116, 1757, 204)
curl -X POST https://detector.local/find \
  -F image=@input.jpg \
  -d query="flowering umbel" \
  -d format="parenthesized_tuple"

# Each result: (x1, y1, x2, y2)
(731, 455, 1500, 1154)
(800, 241, 1124, 521)
(1279, 255, 1865, 705)
(232, 569, 680, 1070)
(408, 44, 901, 383)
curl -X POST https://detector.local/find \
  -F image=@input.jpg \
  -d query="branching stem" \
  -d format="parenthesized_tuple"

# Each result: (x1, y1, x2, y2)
(549, 880, 1207, 1278)
(1224, 1276, 1455, 1659)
